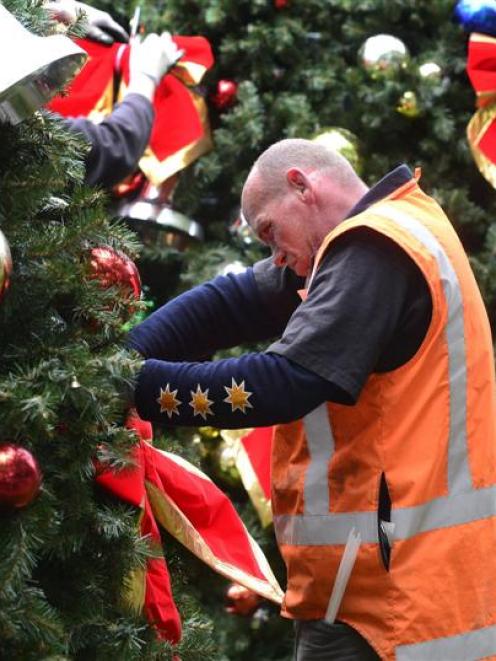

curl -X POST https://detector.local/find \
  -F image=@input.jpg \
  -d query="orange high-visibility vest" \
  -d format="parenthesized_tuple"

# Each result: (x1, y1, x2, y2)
(272, 173, 496, 660)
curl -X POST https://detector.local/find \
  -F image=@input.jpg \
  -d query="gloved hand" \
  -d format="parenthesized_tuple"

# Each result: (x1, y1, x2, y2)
(45, 0, 129, 44)
(129, 32, 183, 86)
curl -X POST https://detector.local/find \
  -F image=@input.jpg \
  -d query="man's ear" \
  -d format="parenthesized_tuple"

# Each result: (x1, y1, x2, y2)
(286, 168, 310, 199)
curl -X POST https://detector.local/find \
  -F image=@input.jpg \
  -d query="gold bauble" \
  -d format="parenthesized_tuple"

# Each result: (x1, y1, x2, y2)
(359, 34, 409, 78)
(199, 426, 221, 441)
(396, 91, 421, 118)
(312, 127, 363, 175)
(212, 440, 242, 487)
(0, 229, 12, 303)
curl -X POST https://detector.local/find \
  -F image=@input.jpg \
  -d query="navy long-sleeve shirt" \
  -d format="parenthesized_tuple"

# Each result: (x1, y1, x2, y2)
(128, 165, 432, 428)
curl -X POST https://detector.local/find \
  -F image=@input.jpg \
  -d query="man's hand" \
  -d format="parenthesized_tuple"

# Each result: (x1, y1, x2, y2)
(45, 1, 129, 44)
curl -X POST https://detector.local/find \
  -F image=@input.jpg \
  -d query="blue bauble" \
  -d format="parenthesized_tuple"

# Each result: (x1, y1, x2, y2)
(455, 0, 496, 36)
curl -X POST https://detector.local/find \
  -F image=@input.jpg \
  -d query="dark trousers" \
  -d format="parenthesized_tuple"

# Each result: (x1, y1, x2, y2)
(294, 620, 380, 660)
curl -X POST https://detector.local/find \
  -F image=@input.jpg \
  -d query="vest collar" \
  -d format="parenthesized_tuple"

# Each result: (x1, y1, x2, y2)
(298, 165, 415, 301)
(346, 164, 413, 219)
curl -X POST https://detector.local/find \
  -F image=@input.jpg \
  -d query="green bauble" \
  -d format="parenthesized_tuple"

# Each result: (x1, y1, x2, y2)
(397, 90, 421, 118)
(312, 127, 363, 175)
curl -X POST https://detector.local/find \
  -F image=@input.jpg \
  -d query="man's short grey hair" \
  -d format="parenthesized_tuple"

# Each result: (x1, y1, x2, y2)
(250, 137, 358, 197)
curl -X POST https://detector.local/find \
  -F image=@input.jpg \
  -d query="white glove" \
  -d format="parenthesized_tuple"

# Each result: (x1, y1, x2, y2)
(129, 32, 183, 85)
(45, 0, 129, 44)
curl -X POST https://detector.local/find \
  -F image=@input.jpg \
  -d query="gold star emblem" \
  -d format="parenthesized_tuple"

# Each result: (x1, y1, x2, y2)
(223, 378, 253, 414)
(156, 384, 181, 418)
(189, 384, 214, 420)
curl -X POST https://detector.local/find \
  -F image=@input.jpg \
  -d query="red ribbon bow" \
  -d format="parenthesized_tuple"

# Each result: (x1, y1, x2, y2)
(466, 32, 496, 187)
(48, 36, 214, 186)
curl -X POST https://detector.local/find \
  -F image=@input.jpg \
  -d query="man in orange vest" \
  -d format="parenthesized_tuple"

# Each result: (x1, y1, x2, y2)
(127, 138, 496, 659)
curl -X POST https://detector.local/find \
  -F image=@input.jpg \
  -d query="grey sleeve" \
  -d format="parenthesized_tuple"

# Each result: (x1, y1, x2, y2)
(267, 230, 424, 402)
(64, 94, 154, 188)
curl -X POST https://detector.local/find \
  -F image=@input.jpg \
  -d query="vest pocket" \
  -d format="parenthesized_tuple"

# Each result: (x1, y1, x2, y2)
(378, 472, 393, 571)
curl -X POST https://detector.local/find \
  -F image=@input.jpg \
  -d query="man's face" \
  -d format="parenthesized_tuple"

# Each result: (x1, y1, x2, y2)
(244, 186, 315, 278)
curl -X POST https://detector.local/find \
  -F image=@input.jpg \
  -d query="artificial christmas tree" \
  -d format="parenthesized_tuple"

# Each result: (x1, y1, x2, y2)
(0, 1, 219, 658)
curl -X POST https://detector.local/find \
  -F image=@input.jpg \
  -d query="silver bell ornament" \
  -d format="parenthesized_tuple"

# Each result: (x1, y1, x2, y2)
(115, 178, 204, 251)
(0, 5, 87, 125)
(359, 34, 409, 78)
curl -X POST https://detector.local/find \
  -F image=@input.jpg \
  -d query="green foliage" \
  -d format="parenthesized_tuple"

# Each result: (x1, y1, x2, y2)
(0, 1, 214, 658)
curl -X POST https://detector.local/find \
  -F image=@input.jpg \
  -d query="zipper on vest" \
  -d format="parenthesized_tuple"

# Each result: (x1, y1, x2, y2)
(378, 472, 393, 571)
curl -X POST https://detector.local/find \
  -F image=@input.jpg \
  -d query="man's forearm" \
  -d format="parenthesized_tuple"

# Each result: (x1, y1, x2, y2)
(134, 352, 342, 428)
(127, 269, 285, 361)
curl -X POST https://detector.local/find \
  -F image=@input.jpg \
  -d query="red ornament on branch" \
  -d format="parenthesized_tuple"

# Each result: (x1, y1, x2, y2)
(0, 444, 42, 509)
(112, 171, 146, 199)
(225, 582, 262, 616)
(88, 246, 141, 301)
(274, 0, 289, 8)
(0, 229, 12, 304)
(212, 79, 238, 110)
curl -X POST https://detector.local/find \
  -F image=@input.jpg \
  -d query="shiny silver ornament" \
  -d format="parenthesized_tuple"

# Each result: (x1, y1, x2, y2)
(0, 5, 87, 125)
(229, 214, 257, 246)
(418, 61, 442, 81)
(220, 261, 248, 276)
(0, 229, 13, 303)
(359, 34, 409, 78)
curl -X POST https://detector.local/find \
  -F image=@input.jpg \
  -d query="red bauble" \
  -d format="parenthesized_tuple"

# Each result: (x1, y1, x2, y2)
(274, 0, 289, 7)
(0, 444, 42, 508)
(0, 228, 12, 304)
(212, 79, 238, 110)
(112, 171, 146, 199)
(225, 582, 261, 616)
(88, 246, 141, 302)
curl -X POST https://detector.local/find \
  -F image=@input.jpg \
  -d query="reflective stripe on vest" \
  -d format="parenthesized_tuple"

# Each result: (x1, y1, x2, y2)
(275, 483, 496, 544)
(303, 404, 335, 515)
(396, 623, 496, 660)
(377, 206, 470, 494)
(274, 206, 496, 547)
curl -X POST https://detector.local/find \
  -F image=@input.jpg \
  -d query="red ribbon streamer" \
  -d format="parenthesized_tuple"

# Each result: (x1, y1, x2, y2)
(96, 416, 282, 643)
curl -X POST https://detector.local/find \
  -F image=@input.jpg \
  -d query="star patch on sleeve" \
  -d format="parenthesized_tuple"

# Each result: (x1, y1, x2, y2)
(223, 378, 253, 414)
(156, 383, 182, 418)
(189, 384, 214, 420)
